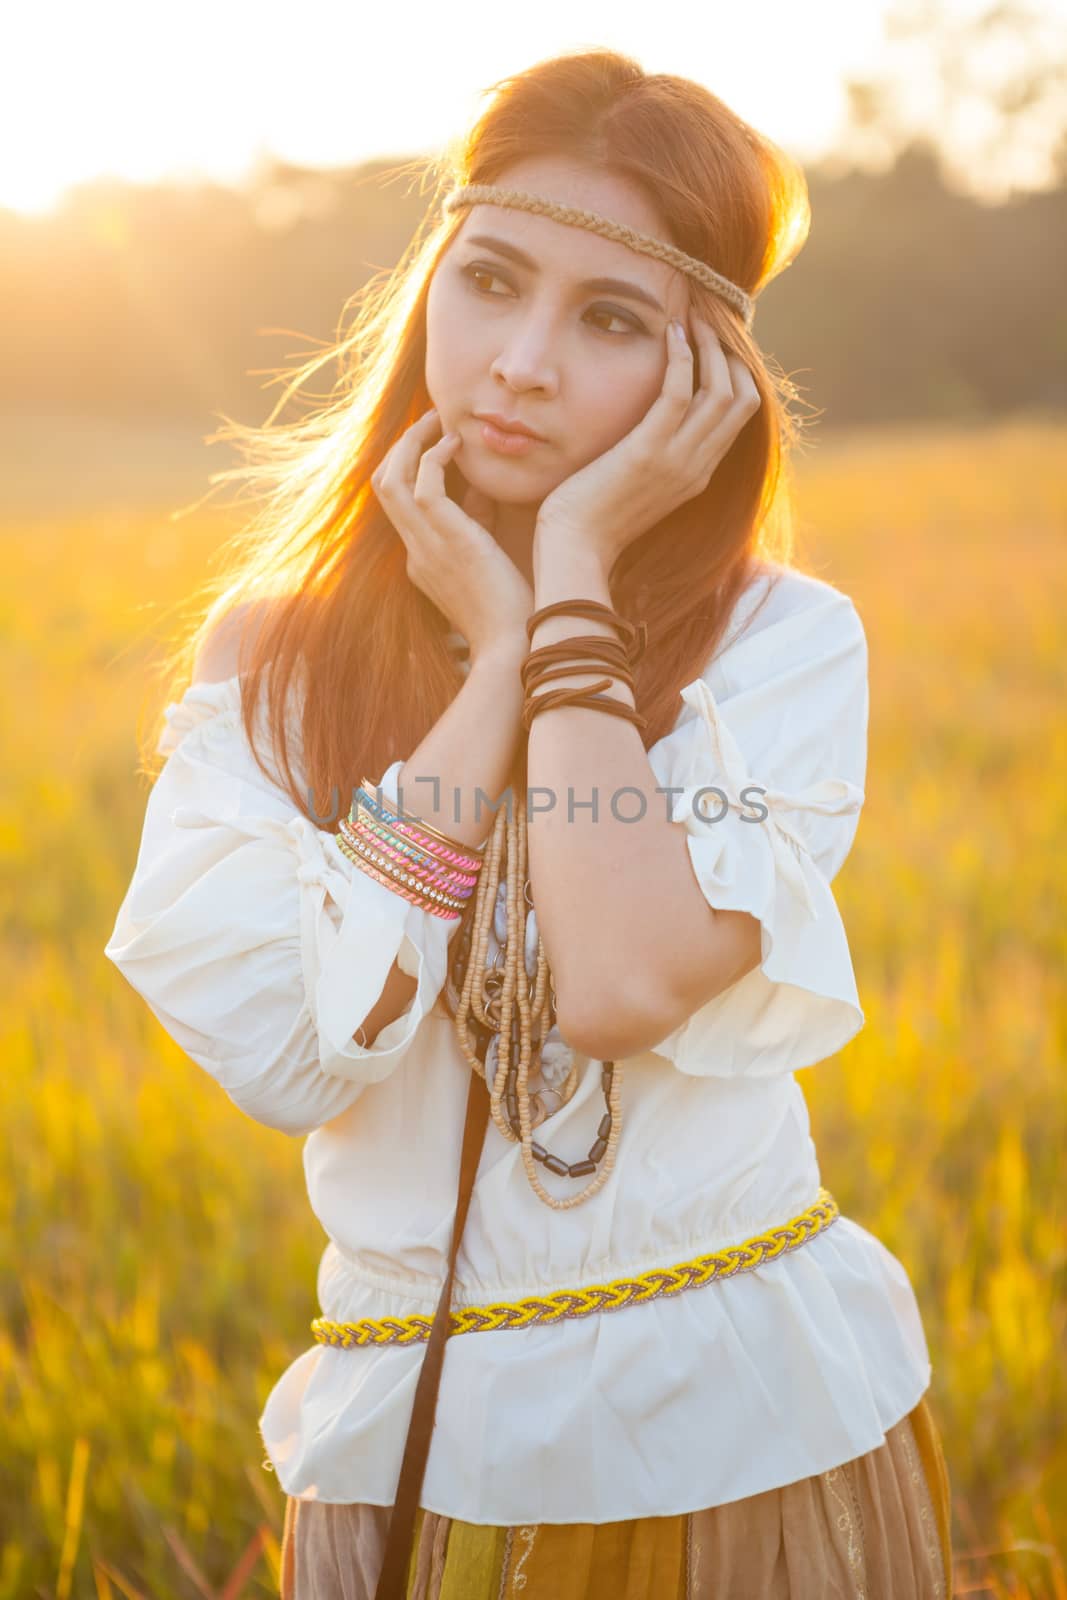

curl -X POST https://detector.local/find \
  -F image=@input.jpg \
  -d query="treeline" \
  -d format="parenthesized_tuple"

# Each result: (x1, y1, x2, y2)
(2, 143, 1063, 429)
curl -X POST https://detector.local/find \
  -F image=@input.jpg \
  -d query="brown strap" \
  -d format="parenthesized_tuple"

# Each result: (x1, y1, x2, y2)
(373, 1067, 491, 1598)
(520, 626, 648, 734)
(525, 598, 649, 663)
(522, 682, 648, 733)
(521, 633, 637, 686)
(524, 660, 637, 694)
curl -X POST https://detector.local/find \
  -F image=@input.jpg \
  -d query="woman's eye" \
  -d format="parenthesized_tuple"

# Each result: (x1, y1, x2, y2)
(464, 264, 510, 298)
(460, 263, 640, 337)
(585, 307, 639, 337)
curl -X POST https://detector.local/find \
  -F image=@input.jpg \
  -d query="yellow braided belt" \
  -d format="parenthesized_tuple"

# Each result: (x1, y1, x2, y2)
(311, 1186, 839, 1349)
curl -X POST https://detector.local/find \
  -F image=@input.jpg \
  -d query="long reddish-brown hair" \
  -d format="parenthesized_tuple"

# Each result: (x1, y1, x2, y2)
(145, 47, 814, 827)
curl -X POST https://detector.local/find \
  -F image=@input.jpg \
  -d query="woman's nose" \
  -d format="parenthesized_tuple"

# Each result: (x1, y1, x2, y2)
(489, 332, 559, 395)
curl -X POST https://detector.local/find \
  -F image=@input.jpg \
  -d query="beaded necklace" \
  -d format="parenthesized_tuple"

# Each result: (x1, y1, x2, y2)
(429, 631, 622, 1210)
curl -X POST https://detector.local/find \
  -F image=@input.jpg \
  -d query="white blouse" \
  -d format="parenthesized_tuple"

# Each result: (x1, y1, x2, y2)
(104, 562, 932, 1524)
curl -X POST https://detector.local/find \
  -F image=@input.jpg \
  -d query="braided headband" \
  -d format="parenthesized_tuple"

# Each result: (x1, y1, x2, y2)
(443, 183, 756, 330)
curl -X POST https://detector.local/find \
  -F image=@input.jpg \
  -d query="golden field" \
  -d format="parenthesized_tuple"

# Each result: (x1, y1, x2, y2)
(1, 415, 1064, 1597)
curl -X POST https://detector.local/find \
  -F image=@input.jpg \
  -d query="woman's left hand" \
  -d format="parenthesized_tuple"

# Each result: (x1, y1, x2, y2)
(534, 311, 761, 570)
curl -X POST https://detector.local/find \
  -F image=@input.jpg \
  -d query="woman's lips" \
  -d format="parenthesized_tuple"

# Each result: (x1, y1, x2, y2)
(477, 418, 544, 455)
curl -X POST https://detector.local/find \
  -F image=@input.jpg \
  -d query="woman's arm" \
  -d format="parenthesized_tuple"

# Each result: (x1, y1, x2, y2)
(359, 636, 529, 1043)
(398, 637, 528, 852)
(524, 538, 762, 1063)
(193, 603, 529, 1052)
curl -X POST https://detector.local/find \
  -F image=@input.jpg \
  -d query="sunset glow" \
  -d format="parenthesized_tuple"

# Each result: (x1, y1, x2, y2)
(5, 1, 894, 215)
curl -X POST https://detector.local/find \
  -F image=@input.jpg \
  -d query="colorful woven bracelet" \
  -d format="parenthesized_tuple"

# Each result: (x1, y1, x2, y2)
(342, 811, 479, 894)
(335, 829, 467, 919)
(340, 814, 476, 901)
(356, 781, 485, 871)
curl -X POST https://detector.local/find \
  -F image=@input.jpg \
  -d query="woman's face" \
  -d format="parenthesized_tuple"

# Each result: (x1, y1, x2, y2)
(424, 157, 693, 510)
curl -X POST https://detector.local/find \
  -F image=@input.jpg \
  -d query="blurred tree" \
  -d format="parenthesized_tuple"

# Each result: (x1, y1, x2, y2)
(0, 109, 1063, 445)
(840, 0, 1067, 200)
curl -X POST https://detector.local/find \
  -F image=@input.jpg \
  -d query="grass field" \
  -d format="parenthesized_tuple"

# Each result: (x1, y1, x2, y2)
(1, 414, 1064, 1597)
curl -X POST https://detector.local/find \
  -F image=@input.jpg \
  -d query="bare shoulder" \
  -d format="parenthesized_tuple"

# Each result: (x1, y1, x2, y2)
(192, 597, 280, 684)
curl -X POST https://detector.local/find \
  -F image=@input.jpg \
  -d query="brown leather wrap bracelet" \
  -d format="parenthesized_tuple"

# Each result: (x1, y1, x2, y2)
(522, 600, 648, 734)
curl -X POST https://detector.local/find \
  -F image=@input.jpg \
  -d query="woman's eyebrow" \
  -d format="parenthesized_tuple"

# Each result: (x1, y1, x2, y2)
(463, 232, 666, 313)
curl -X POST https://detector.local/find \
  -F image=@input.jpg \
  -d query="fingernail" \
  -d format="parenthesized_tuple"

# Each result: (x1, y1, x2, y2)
(670, 320, 686, 340)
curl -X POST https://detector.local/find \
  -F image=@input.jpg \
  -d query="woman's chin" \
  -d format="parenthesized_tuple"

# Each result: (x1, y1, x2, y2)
(459, 451, 547, 503)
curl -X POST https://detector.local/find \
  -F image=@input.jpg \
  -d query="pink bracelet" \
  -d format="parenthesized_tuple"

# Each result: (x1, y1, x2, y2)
(343, 813, 478, 893)
(340, 817, 475, 903)
(335, 828, 467, 918)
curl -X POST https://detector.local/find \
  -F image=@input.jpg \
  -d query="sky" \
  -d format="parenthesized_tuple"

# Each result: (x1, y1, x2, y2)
(4, 0, 1065, 215)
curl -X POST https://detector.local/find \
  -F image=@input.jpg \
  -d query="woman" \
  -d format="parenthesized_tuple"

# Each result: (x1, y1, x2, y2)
(105, 47, 954, 1599)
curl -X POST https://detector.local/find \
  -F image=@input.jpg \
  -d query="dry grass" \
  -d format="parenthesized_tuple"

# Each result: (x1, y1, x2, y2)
(1, 414, 1064, 1596)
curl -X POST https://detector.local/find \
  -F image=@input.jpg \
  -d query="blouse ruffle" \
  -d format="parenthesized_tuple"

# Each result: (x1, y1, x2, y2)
(644, 587, 869, 1079)
(105, 675, 462, 1136)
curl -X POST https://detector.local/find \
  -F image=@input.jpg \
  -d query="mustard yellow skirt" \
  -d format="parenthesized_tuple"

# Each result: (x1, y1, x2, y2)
(278, 1390, 953, 1599)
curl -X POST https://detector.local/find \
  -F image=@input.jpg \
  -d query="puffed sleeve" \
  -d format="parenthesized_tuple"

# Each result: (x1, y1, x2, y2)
(103, 676, 462, 1137)
(644, 587, 869, 1079)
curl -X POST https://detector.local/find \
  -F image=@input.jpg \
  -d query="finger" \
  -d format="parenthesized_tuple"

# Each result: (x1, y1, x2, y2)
(394, 407, 443, 467)
(677, 353, 760, 468)
(375, 408, 443, 493)
(688, 314, 733, 414)
(662, 319, 696, 407)
(412, 429, 463, 509)
(725, 354, 762, 418)
(634, 320, 696, 446)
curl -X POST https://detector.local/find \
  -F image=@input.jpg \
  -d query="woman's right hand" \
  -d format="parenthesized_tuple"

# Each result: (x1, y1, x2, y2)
(370, 407, 534, 663)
